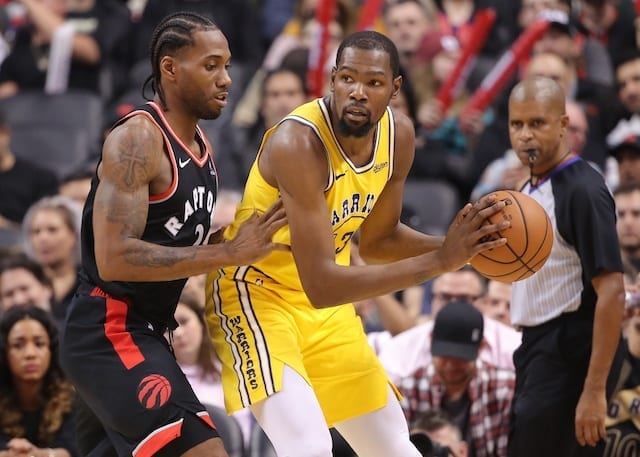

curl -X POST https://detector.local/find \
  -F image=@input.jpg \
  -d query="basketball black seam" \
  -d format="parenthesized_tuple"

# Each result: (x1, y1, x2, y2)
(475, 191, 552, 280)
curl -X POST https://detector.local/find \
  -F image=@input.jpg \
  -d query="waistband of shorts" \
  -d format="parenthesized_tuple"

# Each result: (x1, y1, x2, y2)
(520, 305, 593, 336)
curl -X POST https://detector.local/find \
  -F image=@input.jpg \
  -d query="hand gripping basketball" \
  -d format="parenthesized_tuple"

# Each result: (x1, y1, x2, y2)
(470, 190, 553, 282)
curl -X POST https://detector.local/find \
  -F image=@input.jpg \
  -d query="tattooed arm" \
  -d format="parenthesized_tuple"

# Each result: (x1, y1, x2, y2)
(93, 115, 286, 282)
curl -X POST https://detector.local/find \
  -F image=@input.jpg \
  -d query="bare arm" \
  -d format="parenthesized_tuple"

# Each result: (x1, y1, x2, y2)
(94, 116, 286, 282)
(261, 118, 508, 308)
(358, 114, 444, 264)
(575, 271, 625, 447)
(20, 0, 100, 64)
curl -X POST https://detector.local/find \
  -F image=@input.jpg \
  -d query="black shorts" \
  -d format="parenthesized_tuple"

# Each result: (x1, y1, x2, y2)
(60, 287, 219, 457)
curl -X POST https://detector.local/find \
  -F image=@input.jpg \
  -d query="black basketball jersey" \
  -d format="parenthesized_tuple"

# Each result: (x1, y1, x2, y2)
(79, 102, 218, 330)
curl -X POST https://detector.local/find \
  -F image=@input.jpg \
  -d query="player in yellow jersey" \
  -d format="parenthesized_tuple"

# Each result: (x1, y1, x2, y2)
(205, 31, 509, 456)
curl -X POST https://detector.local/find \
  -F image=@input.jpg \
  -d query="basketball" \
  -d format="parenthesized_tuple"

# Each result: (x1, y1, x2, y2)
(470, 190, 553, 282)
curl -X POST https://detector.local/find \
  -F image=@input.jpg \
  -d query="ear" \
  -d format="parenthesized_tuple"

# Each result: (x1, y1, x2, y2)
(160, 56, 177, 81)
(329, 67, 337, 92)
(392, 76, 403, 99)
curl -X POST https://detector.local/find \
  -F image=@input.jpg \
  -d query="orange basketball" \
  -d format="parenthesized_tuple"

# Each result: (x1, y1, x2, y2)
(470, 190, 553, 283)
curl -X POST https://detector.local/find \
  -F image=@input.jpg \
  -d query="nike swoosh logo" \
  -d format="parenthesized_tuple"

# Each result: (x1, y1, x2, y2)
(335, 172, 346, 181)
(178, 157, 191, 168)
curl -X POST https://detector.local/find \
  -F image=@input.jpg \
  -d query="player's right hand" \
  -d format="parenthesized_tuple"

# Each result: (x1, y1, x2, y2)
(437, 193, 509, 272)
(225, 199, 288, 265)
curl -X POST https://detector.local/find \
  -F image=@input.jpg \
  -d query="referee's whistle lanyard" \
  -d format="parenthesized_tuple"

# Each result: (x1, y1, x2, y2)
(527, 151, 580, 194)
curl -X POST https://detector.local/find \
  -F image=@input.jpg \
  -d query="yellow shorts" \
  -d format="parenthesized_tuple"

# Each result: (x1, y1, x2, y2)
(205, 266, 395, 426)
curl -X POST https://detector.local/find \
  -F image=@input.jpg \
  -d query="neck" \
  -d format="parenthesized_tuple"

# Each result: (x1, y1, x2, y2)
(444, 383, 468, 401)
(0, 150, 15, 171)
(530, 149, 574, 185)
(16, 381, 44, 410)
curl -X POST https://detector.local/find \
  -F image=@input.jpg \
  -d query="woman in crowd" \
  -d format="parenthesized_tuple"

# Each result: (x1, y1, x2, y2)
(22, 196, 81, 326)
(0, 305, 77, 457)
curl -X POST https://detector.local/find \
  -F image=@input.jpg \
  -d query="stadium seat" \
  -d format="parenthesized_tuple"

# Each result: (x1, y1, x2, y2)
(203, 404, 246, 457)
(0, 90, 103, 180)
(402, 179, 459, 235)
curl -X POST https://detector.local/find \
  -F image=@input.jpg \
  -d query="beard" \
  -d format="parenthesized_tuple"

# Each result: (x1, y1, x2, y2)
(336, 115, 374, 138)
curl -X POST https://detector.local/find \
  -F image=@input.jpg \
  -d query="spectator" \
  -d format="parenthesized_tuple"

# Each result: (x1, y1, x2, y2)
(58, 164, 95, 208)
(604, 285, 640, 456)
(409, 409, 468, 457)
(574, 0, 637, 69)
(474, 280, 512, 328)
(0, 0, 130, 98)
(382, 0, 439, 106)
(398, 300, 515, 456)
(21, 196, 81, 326)
(607, 120, 640, 186)
(615, 49, 640, 121)
(0, 254, 53, 314)
(614, 183, 640, 282)
(0, 110, 58, 227)
(378, 269, 521, 385)
(229, 68, 309, 188)
(0, 305, 77, 457)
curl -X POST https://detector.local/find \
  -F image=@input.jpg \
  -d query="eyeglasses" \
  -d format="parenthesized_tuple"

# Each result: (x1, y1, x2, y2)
(432, 292, 481, 304)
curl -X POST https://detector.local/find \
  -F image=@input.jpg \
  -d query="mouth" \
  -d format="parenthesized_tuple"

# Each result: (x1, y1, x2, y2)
(344, 107, 369, 121)
(213, 93, 228, 108)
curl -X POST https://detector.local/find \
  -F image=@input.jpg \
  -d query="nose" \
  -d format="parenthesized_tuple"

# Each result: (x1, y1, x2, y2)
(518, 124, 533, 141)
(217, 68, 232, 88)
(350, 82, 367, 101)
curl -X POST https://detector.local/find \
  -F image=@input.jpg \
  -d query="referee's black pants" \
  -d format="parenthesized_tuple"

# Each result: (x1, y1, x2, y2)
(508, 310, 623, 457)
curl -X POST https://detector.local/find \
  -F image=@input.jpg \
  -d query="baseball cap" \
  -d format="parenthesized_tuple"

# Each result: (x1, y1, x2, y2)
(431, 301, 484, 361)
(418, 31, 460, 62)
(537, 9, 576, 36)
(607, 118, 640, 159)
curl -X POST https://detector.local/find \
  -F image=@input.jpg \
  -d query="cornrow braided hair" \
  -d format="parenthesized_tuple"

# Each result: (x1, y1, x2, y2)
(143, 12, 219, 108)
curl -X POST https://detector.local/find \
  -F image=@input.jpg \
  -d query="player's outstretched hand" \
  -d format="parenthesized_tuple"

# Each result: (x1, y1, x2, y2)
(225, 199, 288, 265)
(437, 193, 509, 271)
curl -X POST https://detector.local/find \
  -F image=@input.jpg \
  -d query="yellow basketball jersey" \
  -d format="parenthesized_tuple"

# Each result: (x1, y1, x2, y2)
(222, 98, 395, 292)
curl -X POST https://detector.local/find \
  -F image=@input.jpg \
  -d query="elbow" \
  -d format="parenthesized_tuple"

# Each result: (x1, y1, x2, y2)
(302, 278, 339, 309)
(96, 256, 118, 282)
(95, 246, 126, 282)
(304, 286, 334, 309)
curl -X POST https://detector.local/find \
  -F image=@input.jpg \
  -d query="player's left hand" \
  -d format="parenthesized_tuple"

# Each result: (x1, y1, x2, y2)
(575, 387, 607, 447)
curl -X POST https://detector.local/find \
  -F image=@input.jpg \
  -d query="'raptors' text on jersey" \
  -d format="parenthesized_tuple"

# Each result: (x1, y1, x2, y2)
(79, 102, 218, 329)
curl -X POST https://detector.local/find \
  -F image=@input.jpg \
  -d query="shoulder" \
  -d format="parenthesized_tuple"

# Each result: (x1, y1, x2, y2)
(390, 108, 416, 141)
(100, 114, 165, 181)
(267, 118, 325, 158)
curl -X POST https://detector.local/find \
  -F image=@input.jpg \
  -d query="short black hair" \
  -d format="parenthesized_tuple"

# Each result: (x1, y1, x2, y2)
(0, 254, 53, 290)
(335, 30, 400, 78)
(144, 12, 220, 108)
(262, 67, 308, 97)
(613, 181, 640, 197)
(613, 48, 640, 75)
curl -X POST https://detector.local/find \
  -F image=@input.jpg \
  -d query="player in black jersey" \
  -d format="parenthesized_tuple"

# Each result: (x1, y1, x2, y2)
(59, 12, 285, 457)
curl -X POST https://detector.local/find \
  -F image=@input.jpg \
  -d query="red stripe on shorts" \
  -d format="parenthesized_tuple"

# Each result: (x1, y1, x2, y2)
(91, 287, 145, 369)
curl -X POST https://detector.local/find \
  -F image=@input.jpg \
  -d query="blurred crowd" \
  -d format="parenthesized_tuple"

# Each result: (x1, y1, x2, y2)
(1, 0, 640, 456)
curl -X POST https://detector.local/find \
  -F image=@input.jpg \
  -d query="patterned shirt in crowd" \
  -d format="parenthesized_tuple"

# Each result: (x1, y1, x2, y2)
(398, 359, 515, 457)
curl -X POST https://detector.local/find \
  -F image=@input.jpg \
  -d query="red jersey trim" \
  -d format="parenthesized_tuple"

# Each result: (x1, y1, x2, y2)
(133, 418, 183, 457)
(132, 411, 217, 457)
(118, 108, 179, 203)
(148, 102, 212, 168)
